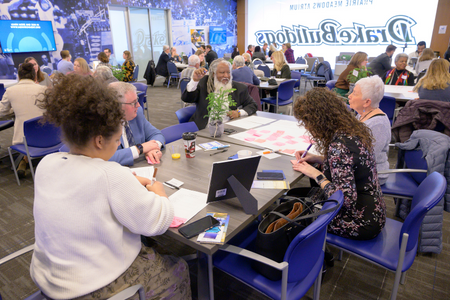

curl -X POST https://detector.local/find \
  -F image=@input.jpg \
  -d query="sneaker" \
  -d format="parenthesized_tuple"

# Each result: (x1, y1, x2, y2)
(17, 159, 27, 179)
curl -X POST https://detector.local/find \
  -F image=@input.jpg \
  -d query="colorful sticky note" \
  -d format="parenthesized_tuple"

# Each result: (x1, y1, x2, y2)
(255, 139, 266, 143)
(245, 137, 256, 142)
(290, 160, 298, 165)
(267, 136, 278, 141)
(274, 142, 286, 146)
(260, 130, 270, 133)
(283, 135, 295, 139)
(282, 149, 296, 154)
(286, 140, 298, 144)
(253, 133, 262, 137)
(170, 216, 187, 227)
(247, 129, 257, 134)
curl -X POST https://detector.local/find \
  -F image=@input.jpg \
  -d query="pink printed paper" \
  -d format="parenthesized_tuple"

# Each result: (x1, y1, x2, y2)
(245, 137, 256, 142)
(274, 142, 286, 146)
(255, 139, 266, 143)
(170, 216, 187, 227)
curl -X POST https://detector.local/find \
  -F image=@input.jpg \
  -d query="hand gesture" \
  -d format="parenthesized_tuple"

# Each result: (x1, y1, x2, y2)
(146, 149, 162, 164)
(192, 68, 207, 82)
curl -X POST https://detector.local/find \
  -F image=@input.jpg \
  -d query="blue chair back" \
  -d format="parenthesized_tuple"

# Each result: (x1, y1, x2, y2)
(404, 149, 427, 183)
(24, 116, 61, 148)
(59, 144, 69, 152)
(284, 190, 343, 282)
(326, 80, 337, 90)
(253, 59, 263, 66)
(379, 95, 396, 125)
(0, 83, 5, 99)
(0, 120, 14, 131)
(180, 78, 189, 94)
(401, 172, 445, 252)
(167, 61, 179, 76)
(258, 65, 271, 77)
(175, 106, 196, 123)
(161, 122, 198, 144)
(130, 82, 148, 108)
(290, 71, 301, 88)
(41, 66, 52, 76)
(130, 82, 147, 93)
(277, 79, 297, 101)
(132, 65, 139, 81)
(295, 57, 306, 64)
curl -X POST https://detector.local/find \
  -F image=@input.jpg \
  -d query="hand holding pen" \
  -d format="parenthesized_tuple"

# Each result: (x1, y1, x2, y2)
(296, 144, 312, 163)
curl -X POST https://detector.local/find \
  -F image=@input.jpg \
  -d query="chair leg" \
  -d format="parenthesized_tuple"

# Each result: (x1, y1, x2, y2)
(24, 141, 35, 182)
(338, 249, 343, 261)
(313, 264, 323, 300)
(8, 147, 20, 186)
(208, 254, 214, 300)
(167, 77, 171, 88)
(390, 233, 409, 300)
(400, 272, 406, 284)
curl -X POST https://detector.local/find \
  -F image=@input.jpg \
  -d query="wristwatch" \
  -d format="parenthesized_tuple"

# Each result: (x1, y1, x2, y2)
(136, 143, 143, 155)
(315, 174, 327, 185)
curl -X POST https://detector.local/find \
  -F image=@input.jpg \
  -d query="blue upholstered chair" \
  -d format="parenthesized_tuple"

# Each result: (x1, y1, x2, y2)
(213, 191, 344, 300)
(132, 65, 139, 81)
(161, 122, 198, 144)
(130, 82, 149, 120)
(327, 172, 446, 300)
(290, 71, 302, 93)
(295, 57, 306, 64)
(167, 62, 180, 88)
(257, 65, 271, 77)
(325, 80, 337, 91)
(379, 95, 396, 126)
(8, 116, 62, 185)
(175, 106, 196, 124)
(253, 59, 263, 66)
(260, 79, 297, 114)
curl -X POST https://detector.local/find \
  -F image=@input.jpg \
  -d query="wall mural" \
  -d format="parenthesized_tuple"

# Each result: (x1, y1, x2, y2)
(0, 0, 237, 79)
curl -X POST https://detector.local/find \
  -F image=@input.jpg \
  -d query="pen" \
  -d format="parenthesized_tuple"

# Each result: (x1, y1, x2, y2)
(298, 144, 313, 163)
(210, 149, 228, 156)
(205, 145, 230, 151)
(263, 150, 280, 154)
(164, 182, 180, 190)
(151, 168, 158, 186)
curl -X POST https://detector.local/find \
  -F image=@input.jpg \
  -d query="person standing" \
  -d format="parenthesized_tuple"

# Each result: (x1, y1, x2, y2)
(122, 50, 135, 82)
(284, 43, 295, 63)
(367, 45, 397, 77)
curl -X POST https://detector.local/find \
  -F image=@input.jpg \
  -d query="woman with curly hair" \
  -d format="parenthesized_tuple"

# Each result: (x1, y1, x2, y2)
(122, 50, 135, 82)
(292, 88, 386, 240)
(24, 56, 52, 87)
(31, 74, 191, 299)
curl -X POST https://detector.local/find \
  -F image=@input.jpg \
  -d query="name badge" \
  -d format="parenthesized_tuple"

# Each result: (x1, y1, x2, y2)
(401, 75, 408, 79)
(277, 71, 281, 75)
(352, 70, 359, 77)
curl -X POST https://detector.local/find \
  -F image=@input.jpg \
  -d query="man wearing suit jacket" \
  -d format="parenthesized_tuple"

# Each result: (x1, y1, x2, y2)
(205, 45, 218, 66)
(109, 82, 165, 166)
(182, 58, 258, 130)
(155, 45, 174, 78)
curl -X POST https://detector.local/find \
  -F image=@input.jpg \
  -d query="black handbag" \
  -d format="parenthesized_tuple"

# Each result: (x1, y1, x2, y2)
(252, 188, 339, 281)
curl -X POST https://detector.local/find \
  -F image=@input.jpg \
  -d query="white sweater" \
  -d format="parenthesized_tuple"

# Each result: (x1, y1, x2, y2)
(30, 153, 174, 299)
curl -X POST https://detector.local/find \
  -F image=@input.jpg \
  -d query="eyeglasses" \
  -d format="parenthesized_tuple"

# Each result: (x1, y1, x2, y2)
(122, 100, 139, 108)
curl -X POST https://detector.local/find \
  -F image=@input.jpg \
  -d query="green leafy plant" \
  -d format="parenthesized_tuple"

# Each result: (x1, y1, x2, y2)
(204, 87, 237, 123)
(112, 66, 125, 81)
(347, 66, 372, 83)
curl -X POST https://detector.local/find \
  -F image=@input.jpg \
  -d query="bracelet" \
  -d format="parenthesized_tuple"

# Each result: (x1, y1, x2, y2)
(317, 177, 328, 186)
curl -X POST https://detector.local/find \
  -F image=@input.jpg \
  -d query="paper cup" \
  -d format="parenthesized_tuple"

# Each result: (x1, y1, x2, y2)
(237, 150, 252, 158)
(182, 132, 197, 158)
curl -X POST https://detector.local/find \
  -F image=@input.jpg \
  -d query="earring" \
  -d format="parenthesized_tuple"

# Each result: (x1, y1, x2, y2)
(363, 109, 365, 113)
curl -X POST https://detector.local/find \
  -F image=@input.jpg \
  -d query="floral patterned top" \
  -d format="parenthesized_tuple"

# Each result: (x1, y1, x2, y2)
(323, 134, 386, 240)
(122, 59, 135, 82)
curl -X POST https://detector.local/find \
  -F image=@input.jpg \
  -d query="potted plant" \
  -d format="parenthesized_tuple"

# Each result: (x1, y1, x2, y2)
(204, 87, 236, 137)
(111, 66, 126, 81)
(346, 66, 372, 94)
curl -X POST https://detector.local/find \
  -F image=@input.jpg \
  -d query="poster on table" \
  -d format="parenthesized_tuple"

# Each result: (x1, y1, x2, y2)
(247, 0, 439, 68)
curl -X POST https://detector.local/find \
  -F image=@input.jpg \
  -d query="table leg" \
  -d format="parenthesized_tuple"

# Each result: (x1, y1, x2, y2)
(197, 251, 214, 300)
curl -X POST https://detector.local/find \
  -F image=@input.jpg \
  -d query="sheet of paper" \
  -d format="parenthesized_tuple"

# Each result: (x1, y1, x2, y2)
(227, 116, 275, 129)
(165, 178, 184, 187)
(230, 120, 317, 156)
(131, 166, 155, 180)
(169, 188, 208, 223)
(252, 180, 289, 189)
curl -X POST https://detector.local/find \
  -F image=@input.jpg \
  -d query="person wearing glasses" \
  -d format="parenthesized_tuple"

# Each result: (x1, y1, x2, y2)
(108, 82, 165, 166)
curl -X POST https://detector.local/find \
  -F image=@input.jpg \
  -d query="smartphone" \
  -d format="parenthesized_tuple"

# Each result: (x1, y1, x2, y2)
(178, 216, 220, 239)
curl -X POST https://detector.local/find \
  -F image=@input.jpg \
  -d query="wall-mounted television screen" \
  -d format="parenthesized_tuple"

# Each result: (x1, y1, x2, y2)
(0, 20, 56, 54)
(209, 26, 227, 45)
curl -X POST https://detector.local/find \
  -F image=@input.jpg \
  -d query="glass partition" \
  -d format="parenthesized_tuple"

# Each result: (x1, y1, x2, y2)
(109, 6, 129, 66)
(129, 8, 152, 81)
(150, 9, 169, 63)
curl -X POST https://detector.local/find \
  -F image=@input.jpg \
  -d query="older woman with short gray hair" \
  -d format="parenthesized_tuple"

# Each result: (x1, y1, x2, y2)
(94, 66, 118, 84)
(382, 53, 415, 86)
(349, 75, 391, 184)
(231, 55, 260, 85)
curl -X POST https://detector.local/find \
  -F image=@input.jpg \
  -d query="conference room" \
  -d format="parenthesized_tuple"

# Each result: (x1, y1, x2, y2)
(0, 0, 450, 299)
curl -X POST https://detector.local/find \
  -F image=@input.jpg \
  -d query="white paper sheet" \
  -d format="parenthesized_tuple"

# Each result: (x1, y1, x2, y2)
(131, 166, 155, 180)
(169, 188, 208, 222)
(227, 115, 275, 129)
(384, 85, 419, 99)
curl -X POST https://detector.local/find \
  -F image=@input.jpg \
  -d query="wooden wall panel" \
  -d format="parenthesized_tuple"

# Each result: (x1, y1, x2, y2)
(430, 0, 450, 57)
(236, 0, 246, 55)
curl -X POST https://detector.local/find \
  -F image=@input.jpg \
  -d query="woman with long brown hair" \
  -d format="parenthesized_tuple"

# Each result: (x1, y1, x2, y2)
(292, 88, 386, 240)
(334, 51, 368, 97)
(194, 49, 208, 69)
(122, 50, 135, 82)
(271, 51, 291, 79)
(73, 57, 93, 76)
(24, 57, 52, 87)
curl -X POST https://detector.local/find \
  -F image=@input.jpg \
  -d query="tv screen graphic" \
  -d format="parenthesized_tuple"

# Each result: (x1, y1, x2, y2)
(0, 20, 56, 54)
(209, 26, 227, 45)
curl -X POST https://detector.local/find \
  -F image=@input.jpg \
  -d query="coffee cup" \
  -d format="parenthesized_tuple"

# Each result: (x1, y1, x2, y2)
(182, 132, 197, 158)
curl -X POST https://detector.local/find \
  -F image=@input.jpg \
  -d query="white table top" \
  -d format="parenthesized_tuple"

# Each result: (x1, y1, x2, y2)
(0, 79, 18, 88)
(174, 63, 188, 69)
(264, 63, 308, 71)
(384, 85, 418, 101)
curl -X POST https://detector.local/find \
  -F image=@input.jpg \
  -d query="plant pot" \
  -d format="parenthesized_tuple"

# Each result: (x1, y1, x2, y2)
(209, 121, 224, 138)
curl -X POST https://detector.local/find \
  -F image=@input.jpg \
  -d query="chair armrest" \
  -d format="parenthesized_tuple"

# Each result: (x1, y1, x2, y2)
(219, 244, 288, 271)
(378, 169, 427, 174)
(107, 284, 145, 300)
